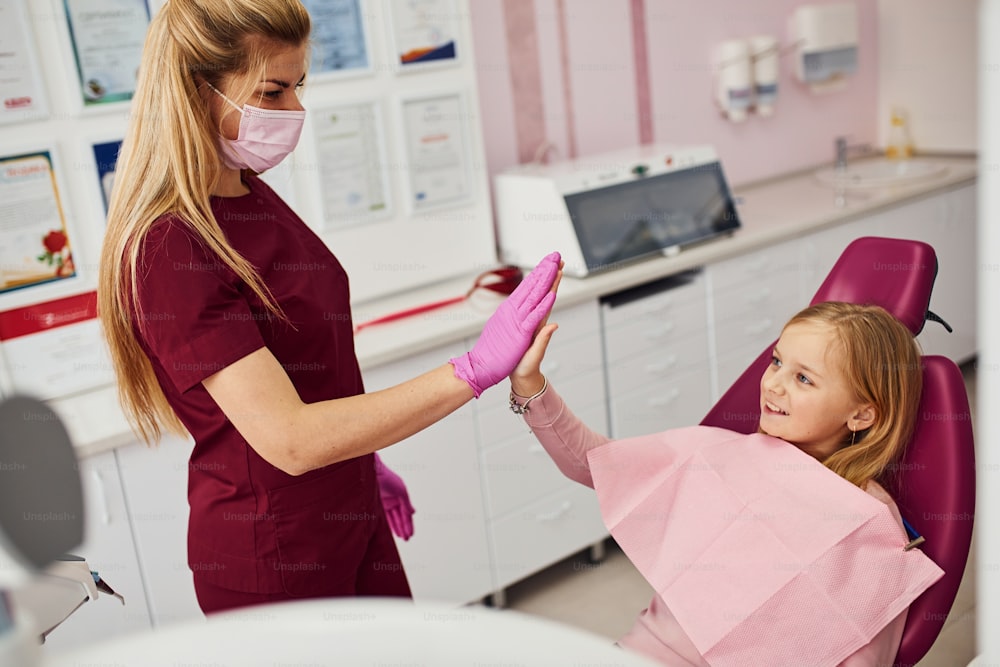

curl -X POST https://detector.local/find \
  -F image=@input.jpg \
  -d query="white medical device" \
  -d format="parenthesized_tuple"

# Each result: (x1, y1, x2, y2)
(494, 144, 742, 277)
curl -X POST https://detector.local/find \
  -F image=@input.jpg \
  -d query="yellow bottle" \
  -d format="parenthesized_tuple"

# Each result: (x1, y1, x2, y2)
(886, 109, 914, 159)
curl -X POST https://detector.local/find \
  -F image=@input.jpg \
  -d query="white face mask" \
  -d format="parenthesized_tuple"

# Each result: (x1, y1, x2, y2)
(207, 82, 306, 173)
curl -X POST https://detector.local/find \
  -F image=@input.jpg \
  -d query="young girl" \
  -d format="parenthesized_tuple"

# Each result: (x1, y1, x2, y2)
(98, 0, 559, 614)
(509, 301, 943, 666)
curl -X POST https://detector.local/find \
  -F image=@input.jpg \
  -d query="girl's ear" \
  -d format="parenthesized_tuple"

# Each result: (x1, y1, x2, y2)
(849, 404, 876, 432)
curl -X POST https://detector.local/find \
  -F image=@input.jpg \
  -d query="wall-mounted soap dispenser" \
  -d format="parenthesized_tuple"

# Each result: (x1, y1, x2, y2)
(714, 39, 752, 122)
(790, 2, 858, 93)
(750, 35, 779, 116)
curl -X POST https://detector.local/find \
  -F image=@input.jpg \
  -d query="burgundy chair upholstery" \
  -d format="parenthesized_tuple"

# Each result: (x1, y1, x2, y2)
(700, 236, 976, 667)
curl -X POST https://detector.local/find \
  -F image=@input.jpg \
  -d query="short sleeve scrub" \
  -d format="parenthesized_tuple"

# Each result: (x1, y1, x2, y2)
(133, 174, 410, 612)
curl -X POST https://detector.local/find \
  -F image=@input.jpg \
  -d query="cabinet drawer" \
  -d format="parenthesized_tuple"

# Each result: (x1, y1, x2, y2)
(708, 242, 803, 293)
(490, 484, 607, 589)
(606, 331, 711, 397)
(603, 305, 707, 365)
(609, 368, 712, 438)
(482, 433, 574, 518)
(601, 271, 705, 330)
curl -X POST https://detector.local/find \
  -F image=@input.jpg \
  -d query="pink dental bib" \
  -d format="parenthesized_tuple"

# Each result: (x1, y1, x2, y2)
(587, 426, 943, 666)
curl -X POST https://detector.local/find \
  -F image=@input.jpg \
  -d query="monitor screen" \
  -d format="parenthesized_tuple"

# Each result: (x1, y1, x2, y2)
(563, 161, 741, 272)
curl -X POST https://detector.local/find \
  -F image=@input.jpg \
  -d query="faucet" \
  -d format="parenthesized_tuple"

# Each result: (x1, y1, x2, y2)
(834, 135, 872, 171)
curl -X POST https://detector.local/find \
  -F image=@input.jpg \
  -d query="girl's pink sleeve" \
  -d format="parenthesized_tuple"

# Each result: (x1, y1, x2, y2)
(521, 384, 612, 488)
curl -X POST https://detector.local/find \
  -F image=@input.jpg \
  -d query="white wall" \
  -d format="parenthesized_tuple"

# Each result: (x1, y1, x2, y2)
(878, 0, 978, 153)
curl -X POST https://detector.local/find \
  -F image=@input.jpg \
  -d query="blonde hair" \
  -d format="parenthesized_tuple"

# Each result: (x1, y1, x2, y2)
(99, 0, 310, 444)
(782, 302, 924, 490)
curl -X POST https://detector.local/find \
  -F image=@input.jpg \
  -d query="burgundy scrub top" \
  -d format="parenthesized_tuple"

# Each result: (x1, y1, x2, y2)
(133, 174, 407, 596)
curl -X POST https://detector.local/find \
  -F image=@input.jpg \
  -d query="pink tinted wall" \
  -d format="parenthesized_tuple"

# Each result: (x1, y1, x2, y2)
(469, 0, 879, 188)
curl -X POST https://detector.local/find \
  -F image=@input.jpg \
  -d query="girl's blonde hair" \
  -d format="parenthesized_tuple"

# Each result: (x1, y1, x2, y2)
(98, 0, 310, 444)
(783, 302, 924, 490)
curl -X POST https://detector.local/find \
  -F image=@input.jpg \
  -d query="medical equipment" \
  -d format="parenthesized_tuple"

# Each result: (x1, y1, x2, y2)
(495, 144, 742, 277)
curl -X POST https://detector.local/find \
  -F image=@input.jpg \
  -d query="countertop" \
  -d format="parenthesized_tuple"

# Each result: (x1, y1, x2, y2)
(351, 154, 978, 368)
(55, 154, 978, 458)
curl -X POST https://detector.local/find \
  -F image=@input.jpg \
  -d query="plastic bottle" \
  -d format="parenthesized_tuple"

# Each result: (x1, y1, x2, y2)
(886, 108, 914, 159)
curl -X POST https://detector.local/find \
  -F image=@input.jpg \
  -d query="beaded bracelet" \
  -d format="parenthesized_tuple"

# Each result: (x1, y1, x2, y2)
(508, 376, 548, 415)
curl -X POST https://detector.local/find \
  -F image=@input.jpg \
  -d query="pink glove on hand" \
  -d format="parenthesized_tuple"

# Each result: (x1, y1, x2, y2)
(374, 453, 415, 541)
(450, 251, 561, 397)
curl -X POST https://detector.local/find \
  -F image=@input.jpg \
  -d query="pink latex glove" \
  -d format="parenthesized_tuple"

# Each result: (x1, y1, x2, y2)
(374, 453, 415, 541)
(450, 251, 561, 397)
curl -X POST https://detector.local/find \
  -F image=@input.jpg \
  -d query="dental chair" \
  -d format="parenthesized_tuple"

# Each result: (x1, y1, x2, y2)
(700, 236, 976, 667)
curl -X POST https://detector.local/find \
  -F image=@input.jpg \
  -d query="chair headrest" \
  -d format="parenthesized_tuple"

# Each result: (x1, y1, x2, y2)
(809, 237, 937, 335)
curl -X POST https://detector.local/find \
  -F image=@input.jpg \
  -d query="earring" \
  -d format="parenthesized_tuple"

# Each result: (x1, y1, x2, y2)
(850, 429, 856, 446)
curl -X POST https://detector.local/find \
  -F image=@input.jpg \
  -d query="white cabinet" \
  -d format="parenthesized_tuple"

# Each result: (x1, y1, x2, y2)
(37, 451, 151, 653)
(475, 300, 608, 592)
(602, 271, 712, 437)
(115, 435, 202, 627)
(874, 185, 977, 362)
(706, 243, 805, 400)
(362, 342, 494, 604)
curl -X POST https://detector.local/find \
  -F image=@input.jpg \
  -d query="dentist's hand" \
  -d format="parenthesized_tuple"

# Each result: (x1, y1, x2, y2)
(509, 320, 558, 398)
(374, 454, 415, 541)
(450, 252, 561, 397)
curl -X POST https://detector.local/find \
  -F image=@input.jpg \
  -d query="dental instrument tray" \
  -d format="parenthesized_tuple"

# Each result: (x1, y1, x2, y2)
(494, 144, 742, 277)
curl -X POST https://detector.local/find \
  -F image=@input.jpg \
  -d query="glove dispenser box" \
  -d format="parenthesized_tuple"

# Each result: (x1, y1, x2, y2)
(494, 144, 742, 277)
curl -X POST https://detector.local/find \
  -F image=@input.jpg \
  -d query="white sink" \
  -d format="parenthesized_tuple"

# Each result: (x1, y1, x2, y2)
(814, 158, 948, 189)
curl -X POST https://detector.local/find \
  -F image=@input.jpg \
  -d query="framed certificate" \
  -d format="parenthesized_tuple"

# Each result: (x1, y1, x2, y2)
(312, 100, 392, 228)
(0, 291, 116, 400)
(0, 0, 50, 125)
(387, 0, 460, 72)
(62, 0, 151, 107)
(0, 149, 77, 293)
(301, 0, 372, 80)
(91, 139, 122, 214)
(398, 90, 474, 213)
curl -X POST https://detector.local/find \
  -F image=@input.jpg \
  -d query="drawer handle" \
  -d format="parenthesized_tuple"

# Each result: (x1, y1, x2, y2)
(640, 297, 674, 315)
(745, 318, 774, 335)
(643, 322, 676, 340)
(540, 360, 561, 377)
(746, 287, 773, 304)
(645, 354, 678, 375)
(535, 501, 573, 522)
(647, 388, 681, 407)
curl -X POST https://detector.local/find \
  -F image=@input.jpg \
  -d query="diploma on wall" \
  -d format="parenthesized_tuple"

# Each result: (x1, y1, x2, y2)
(92, 139, 122, 214)
(0, 292, 115, 401)
(0, 151, 77, 293)
(0, 0, 50, 124)
(301, 0, 371, 79)
(401, 92, 473, 212)
(387, 0, 459, 69)
(314, 101, 391, 228)
(63, 0, 150, 106)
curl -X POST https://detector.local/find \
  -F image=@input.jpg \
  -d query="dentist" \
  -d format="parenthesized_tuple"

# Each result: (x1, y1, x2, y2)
(98, 0, 560, 614)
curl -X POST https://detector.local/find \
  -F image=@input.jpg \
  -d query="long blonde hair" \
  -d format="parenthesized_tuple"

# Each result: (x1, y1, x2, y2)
(782, 302, 924, 490)
(98, 0, 310, 444)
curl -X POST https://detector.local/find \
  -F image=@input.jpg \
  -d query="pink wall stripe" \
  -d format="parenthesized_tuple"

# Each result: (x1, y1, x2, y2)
(555, 0, 577, 159)
(502, 0, 546, 164)
(630, 0, 653, 145)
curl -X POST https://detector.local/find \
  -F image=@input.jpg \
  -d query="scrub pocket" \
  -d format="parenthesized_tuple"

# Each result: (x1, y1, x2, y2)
(267, 458, 378, 596)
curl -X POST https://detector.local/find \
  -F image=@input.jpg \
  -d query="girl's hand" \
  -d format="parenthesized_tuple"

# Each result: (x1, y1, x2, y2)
(509, 321, 558, 397)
